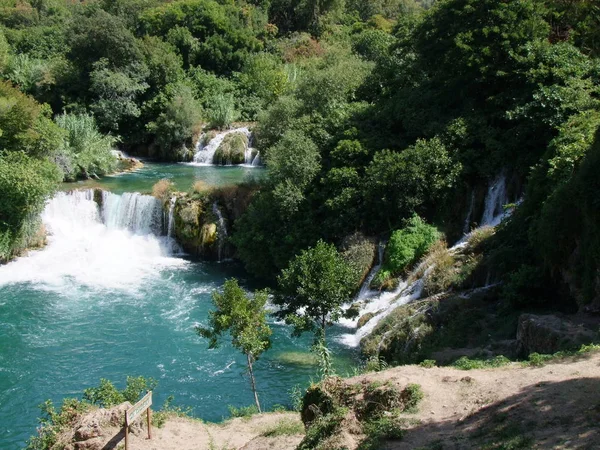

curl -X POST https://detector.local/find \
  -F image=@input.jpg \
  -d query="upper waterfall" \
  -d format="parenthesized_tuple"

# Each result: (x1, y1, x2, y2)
(191, 127, 258, 166)
(0, 190, 185, 290)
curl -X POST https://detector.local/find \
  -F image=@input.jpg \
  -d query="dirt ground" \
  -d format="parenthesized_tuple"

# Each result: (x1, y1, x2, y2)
(73, 352, 600, 449)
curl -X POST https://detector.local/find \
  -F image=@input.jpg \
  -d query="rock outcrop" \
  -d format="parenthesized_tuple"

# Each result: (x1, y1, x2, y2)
(516, 313, 597, 357)
(62, 402, 135, 450)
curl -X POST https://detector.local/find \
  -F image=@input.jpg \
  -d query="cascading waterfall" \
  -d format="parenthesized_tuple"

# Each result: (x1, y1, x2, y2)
(340, 173, 514, 347)
(101, 191, 164, 235)
(212, 202, 228, 261)
(356, 241, 386, 300)
(250, 151, 261, 167)
(167, 196, 177, 238)
(0, 190, 184, 290)
(191, 127, 254, 166)
(481, 173, 508, 227)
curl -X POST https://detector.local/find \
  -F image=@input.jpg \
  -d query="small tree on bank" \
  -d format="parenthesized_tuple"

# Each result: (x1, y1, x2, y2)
(275, 239, 356, 376)
(196, 279, 272, 412)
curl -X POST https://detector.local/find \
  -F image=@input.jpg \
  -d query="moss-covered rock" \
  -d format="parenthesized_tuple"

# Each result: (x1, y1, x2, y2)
(172, 195, 220, 259)
(213, 132, 249, 165)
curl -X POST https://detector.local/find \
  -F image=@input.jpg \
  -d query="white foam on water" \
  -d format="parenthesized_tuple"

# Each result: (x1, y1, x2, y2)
(0, 190, 187, 292)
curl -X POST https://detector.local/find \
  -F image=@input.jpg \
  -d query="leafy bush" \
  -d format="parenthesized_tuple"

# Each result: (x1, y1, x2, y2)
(206, 93, 237, 129)
(55, 113, 118, 181)
(82, 376, 157, 407)
(384, 215, 440, 275)
(452, 355, 511, 370)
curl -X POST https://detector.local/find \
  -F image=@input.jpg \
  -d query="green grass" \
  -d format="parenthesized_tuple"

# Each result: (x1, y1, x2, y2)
(227, 404, 259, 419)
(261, 418, 305, 437)
(452, 355, 512, 370)
(522, 343, 600, 367)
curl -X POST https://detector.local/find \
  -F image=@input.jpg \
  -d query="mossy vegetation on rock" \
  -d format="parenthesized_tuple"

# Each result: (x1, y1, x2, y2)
(298, 376, 424, 450)
(172, 195, 220, 259)
(213, 132, 249, 165)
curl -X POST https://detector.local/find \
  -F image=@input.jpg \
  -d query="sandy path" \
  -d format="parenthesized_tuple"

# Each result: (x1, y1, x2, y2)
(124, 412, 303, 450)
(348, 352, 600, 449)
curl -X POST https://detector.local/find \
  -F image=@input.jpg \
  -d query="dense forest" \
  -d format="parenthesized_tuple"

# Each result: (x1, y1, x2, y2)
(1, 0, 600, 315)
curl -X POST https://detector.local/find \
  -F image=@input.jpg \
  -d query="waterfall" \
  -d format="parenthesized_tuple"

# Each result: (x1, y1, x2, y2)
(463, 191, 475, 235)
(251, 151, 261, 167)
(191, 127, 252, 165)
(0, 190, 185, 290)
(167, 196, 177, 238)
(101, 191, 164, 235)
(356, 241, 386, 300)
(481, 173, 508, 227)
(339, 172, 517, 348)
(212, 202, 228, 261)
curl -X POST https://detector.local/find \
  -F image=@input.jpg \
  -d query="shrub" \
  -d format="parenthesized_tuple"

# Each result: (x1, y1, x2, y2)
(152, 178, 175, 203)
(207, 93, 237, 129)
(82, 376, 157, 408)
(419, 360, 436, 368)
(55, 113, 118, 181)
(452, 355, 511, 370)
(384, 215, 441, 274)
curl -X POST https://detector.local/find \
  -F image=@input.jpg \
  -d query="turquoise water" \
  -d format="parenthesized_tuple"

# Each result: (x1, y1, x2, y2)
(63, 162, 267, 195)
(0, 185, 357, 450)
(0, 261, 356, 449)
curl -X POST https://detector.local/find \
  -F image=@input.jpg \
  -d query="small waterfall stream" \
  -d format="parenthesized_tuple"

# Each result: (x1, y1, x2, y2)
(192, 127, 257, 166)
(341, 174, 513, 347)
(167, 196, 177, 238)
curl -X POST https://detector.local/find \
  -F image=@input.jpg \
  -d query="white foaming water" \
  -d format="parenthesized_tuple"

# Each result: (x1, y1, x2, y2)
(190, 127, 253, 166)
(481, 173, 508, 227)
(0, 190, 186, 291)
(340, 173, 515, 348)
(167, 196, 177, 238)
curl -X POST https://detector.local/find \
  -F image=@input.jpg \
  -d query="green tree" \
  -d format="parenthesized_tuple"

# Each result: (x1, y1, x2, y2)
(196, 279, 272, 412)
(275, 240, 356, 353)
(0, 151, 61, 261)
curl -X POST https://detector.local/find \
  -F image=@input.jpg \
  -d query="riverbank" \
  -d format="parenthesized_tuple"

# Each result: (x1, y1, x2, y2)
(46, 350, 600, 450)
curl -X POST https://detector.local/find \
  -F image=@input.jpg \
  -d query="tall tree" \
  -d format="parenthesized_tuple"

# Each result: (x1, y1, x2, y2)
(196, 279, 272, 412)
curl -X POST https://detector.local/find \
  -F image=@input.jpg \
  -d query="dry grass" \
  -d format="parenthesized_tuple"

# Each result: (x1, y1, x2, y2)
(152, 178, 175, 203)
(192, 180, 211, 194)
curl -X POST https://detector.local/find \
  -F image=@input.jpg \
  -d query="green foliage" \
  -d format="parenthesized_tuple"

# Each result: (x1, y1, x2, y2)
(276, 240, 356, 341)
(138, 0, 264, 74)
(25, 398, 89, 450)
(0, 151, 61, 261)
(419, 359, 436, 368)
(82, 376, 157, 407)
(261, 417, 305, 437)
(0, 80, 63, 158)
(523, 343, 600, 367)
(197, 279, 271, 411)
(54, 112, 117, 180)
(365, 138, 461, 228)
(452, 355, 512, 370)
(206, 93, 237, 130)
(146, 82, 201, 160)
(227, 404, 260, 419)
(384, 215, 440, 275)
